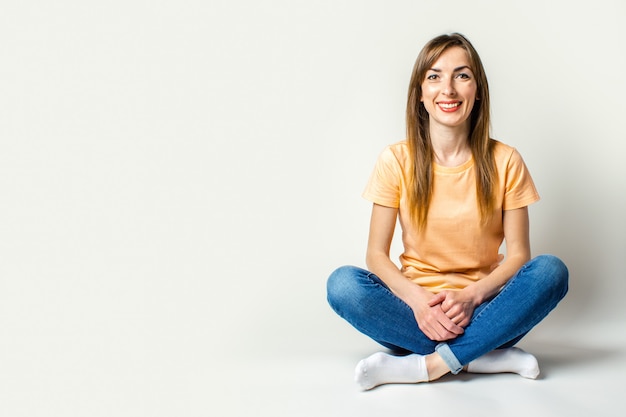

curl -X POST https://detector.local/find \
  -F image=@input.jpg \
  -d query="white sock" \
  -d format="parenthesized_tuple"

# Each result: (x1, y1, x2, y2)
(354, 352, 428, 390)
(466, 347, 540, 379)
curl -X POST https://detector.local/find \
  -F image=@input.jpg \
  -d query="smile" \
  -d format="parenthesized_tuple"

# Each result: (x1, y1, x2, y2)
(438, 102, 461, 109)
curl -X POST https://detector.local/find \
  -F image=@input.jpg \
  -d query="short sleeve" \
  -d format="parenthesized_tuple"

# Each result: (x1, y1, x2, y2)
(362, 146, 404, 208)
(502, 148, 540, 210)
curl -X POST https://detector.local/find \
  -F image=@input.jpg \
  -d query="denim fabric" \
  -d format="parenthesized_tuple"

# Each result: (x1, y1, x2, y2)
(326, 255, 568, 374)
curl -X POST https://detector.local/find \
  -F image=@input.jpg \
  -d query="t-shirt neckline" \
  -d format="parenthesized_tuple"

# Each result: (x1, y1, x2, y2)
(433, 156, 474, 174)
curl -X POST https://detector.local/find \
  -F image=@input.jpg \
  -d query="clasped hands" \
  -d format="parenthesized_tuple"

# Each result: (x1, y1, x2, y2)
(414, 289, 478, 342)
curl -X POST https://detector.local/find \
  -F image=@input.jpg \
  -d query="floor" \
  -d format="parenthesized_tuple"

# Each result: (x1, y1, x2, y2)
(1, 280, 622, 416)
(212, 324, 626, 417)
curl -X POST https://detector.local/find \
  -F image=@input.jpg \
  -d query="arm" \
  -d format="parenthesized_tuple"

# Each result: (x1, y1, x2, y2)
(366, 203, 464, 341)
(433, 206, 532, 326)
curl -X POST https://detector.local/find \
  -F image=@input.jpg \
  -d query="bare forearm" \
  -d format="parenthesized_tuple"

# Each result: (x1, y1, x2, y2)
(366, 251, 431, 305)
(467, 253, 530, 304)
(466, 207, 533, 305)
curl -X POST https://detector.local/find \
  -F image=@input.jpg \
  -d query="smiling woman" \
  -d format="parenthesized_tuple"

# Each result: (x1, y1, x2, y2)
(326, 33, 569, 391)
(420, 47, 478, 132)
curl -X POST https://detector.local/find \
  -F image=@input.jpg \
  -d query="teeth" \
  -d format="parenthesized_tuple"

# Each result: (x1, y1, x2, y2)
(439, 102, 460, 109)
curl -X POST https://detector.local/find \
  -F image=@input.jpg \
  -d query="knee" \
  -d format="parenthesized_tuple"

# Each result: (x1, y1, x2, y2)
(327, 265, 357, 300)
(326, 265, 362, 312)
(532, 254, 569, 298)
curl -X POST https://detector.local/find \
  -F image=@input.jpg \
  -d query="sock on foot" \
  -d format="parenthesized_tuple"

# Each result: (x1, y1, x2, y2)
(466, 347, 540, 379)
(354, 352, 428, 390)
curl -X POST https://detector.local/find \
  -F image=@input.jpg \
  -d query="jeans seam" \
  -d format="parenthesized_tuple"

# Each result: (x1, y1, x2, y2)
(365, 272, 414, 315)
(472, 275, 518, 325)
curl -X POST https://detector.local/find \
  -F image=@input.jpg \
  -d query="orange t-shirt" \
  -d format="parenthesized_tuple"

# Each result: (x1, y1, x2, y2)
(362, 139, 540, 292)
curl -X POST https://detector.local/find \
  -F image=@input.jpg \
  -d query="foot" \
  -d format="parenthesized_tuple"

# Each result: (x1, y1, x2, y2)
(466, 347, 540, 379)
(354, 352, 428, 390)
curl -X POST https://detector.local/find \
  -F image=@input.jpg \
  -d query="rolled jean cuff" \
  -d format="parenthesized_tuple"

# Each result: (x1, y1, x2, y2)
(435, 343, 463, 374)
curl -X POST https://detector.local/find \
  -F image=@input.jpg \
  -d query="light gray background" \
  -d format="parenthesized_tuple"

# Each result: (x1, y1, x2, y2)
(1, 1, 624, 416)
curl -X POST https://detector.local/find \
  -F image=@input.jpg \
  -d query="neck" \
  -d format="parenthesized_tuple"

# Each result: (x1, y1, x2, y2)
(430, 129, 471, 167)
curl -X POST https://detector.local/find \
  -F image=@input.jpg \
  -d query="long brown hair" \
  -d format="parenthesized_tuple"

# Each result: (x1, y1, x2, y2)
(406, 33, 496, 229)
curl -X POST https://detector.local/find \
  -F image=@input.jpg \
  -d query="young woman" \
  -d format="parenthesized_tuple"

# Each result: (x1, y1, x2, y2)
(326, 33, 568, 390)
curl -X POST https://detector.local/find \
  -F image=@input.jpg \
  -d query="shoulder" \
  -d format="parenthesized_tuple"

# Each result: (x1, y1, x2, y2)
(378, 140, 410, 165)
(490, 139, 526, 167)
(491, 138, 515, 157)
(382, 140, 409, 154)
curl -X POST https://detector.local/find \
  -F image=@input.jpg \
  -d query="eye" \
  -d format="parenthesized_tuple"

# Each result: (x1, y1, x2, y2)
(426, 73, 439, 80)
(456, 73, 471, 79)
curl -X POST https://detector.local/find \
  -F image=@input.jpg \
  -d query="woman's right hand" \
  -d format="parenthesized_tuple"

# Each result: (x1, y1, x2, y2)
(410, 292, 465, 341)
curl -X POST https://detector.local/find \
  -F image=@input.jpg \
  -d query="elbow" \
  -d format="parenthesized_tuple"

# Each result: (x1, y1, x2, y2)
(365, 251, 375, 271)
(365, 249, 385, 272)
(511, 250, 531, 267)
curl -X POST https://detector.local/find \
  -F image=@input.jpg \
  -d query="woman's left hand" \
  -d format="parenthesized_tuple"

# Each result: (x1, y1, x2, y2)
(428, 290, 477, 328)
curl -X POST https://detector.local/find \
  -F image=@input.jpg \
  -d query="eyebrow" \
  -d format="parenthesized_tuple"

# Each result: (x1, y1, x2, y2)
(428, 65, 472, 72)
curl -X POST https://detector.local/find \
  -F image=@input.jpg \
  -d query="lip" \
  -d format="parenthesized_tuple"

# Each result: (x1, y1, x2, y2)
(437, 101, 462, 112)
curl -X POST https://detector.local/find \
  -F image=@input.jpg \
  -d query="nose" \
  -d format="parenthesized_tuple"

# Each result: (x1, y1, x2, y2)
(442, 78, 456, 96)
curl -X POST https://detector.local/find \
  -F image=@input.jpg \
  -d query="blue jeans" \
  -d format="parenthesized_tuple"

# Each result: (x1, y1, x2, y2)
(326, 255, 568, 374)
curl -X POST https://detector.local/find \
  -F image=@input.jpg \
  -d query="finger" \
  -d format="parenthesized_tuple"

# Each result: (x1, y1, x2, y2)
(420, 323, 439, 341)
(457, 317, 471, 328)
(428, 325, 450, 342)
(422, 317, 454, 341)
(448, 313, 462, 324)
(441, 317, 465, 335)
(436, 327, 462, 341)
(451, 314, 469, 327)
(431, 310, 463, 336)
(441, 301, 459, 315)
(428, 292, 446, 307)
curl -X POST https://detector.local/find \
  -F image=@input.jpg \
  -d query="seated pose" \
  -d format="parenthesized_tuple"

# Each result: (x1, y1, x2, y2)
(326, 32, 568, 390)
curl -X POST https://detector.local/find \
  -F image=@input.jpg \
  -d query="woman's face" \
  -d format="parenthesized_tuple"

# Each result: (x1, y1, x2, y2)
(420, 46, 478, 131)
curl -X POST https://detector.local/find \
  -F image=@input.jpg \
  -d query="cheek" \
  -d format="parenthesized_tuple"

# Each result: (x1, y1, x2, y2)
(420, 87, 434, 102)
(467, 85, 478, 100)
